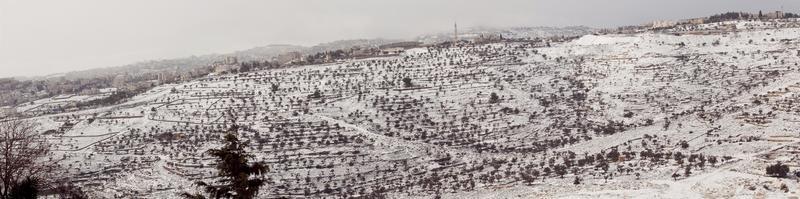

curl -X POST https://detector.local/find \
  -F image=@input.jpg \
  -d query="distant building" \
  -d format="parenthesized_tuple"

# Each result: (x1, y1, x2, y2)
(213, 64, 241, 74)
(99, 87, 118, 94)
(765, 11, 785, 19)
(454, 22, 459, 42)
(473, 34, 503, 43)
(112, 74, 128, 88)
(651, 20, 677, 29)
(273, 52, 304, 65)
(212, 56, 242, 74)
(224, 56, 238, 65)
(682, 18, 706, 25)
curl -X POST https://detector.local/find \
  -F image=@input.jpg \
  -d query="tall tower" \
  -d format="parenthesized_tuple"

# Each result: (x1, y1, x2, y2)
(454, 22, 458, 42)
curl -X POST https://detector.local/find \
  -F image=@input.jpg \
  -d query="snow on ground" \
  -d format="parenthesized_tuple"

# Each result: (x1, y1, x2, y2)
(15, 19, 800, 198)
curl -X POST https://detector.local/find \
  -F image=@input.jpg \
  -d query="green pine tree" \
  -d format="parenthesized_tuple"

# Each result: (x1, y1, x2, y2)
(182, 126, 269, 199)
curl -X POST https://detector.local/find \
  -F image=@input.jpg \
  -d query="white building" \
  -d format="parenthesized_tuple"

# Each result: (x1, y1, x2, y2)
(651, 20, 677, 29)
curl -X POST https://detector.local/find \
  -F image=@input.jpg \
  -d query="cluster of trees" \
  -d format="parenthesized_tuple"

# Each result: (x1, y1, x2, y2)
(75, 86, 152, 109)
(0, 120, 88, 199)
(237, 60, 278, 73)
(2, 120, 272, 198)
(707, 11, 800, 23)
(766, 162, 790, 178)
(304, 49, 353, 65)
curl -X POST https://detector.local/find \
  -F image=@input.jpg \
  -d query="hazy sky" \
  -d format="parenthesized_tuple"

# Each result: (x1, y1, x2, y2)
(1, 0, 798, 78)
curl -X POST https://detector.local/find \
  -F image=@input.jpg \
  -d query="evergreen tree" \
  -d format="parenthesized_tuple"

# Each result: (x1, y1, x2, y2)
(8, 177, 38, 199)
(182, 126, 269, 199)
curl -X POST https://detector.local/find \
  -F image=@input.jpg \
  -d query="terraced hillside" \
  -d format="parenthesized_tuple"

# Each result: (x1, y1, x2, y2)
(29, 19, 800, 198)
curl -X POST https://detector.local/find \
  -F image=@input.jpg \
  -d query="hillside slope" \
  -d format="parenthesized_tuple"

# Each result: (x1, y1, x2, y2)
(29, 19, 800, 198)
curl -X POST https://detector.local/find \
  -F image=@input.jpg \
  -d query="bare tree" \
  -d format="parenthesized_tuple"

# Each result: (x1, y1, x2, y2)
(0, 119, 55, 198)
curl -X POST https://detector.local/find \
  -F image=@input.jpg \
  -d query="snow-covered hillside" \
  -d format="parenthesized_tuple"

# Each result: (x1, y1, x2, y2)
(23, 19, 800, 198)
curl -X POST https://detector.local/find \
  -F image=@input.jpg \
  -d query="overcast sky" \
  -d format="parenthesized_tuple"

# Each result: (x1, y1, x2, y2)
(1, 0, 798, 78)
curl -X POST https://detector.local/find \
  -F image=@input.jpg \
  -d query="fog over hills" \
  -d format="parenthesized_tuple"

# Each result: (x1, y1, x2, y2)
(16, 26, 594, 81)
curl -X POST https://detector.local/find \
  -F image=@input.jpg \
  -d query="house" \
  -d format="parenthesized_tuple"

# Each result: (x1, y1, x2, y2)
(765, 11, 785, 19)
(273, 51, 304, 65)
(213, 64, 241, 74)
(212, 57, 242, 74)
(680, 18, 706, 25)
(651, 20, 677, 29)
